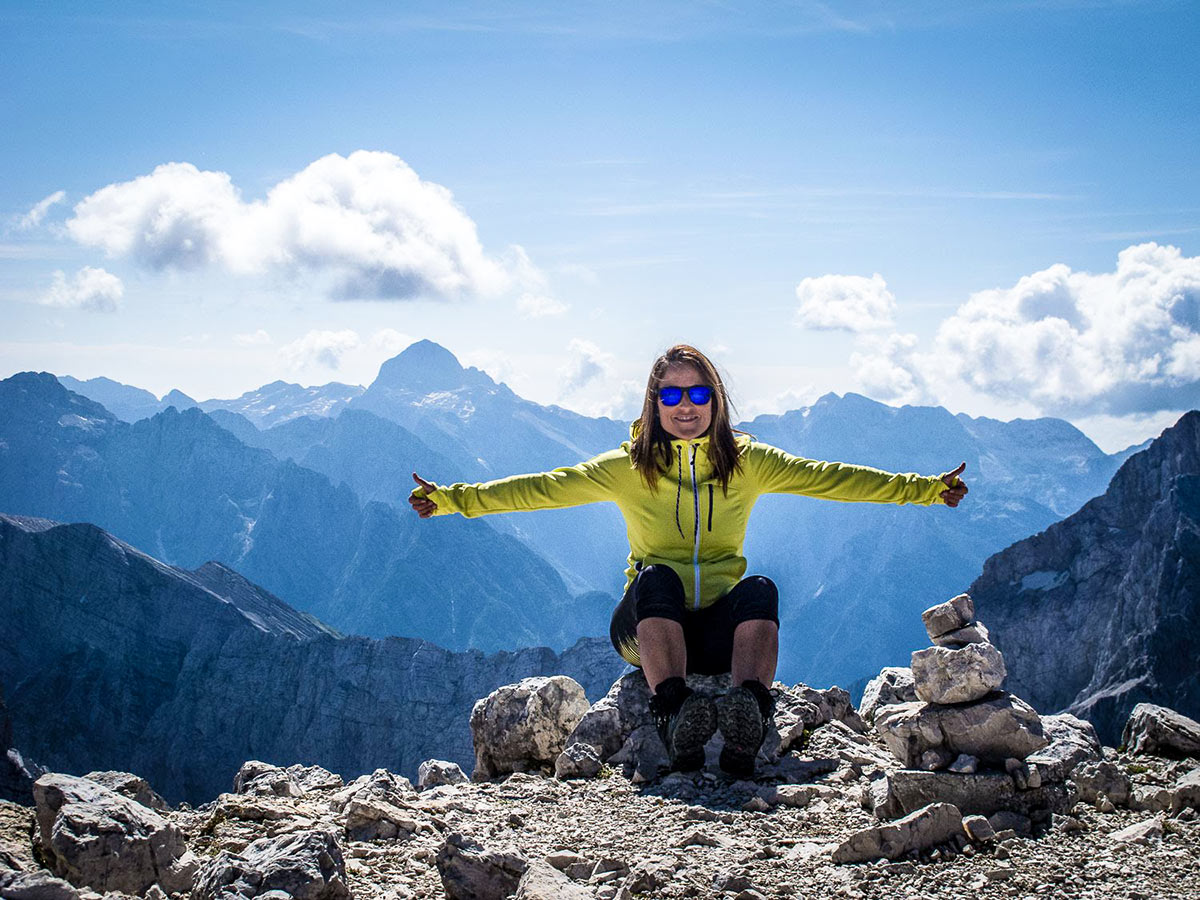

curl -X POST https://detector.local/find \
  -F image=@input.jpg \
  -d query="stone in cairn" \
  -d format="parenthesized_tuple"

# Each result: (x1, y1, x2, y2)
(911, 593, 1005, 704)
(870, 593, 1057, 819)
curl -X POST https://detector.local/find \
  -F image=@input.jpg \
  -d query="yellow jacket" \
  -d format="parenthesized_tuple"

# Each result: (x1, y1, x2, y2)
(414, 425, 949, 611)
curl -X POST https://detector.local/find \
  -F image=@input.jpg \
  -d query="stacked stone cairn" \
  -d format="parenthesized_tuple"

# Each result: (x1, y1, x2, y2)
(865, 592, 1081, 828)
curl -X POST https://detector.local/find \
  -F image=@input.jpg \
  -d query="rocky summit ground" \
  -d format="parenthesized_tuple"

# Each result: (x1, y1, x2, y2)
(3, 741, 1198, 900)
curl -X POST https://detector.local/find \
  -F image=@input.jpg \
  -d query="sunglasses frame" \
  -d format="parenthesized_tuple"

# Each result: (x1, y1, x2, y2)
(657, 384, 713, 406)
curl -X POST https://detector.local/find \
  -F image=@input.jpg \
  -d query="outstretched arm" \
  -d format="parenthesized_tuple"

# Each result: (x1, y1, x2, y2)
(751, 442, 968, 507)
(408, 454, 618, 519)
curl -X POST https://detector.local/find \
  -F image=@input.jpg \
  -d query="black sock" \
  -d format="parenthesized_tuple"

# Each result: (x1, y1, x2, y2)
(741, 679, 775, 718)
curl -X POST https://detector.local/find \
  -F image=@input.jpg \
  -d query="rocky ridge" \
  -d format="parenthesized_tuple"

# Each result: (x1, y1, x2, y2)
(2, 674, 1198, 900)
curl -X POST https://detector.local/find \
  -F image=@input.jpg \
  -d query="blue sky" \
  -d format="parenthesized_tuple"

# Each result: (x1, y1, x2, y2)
(3, 0, 1198, 450)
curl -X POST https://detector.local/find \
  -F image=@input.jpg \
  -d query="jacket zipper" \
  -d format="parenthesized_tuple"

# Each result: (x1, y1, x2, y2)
(708, 484, 713, 532)
(690, 444, 701, 610)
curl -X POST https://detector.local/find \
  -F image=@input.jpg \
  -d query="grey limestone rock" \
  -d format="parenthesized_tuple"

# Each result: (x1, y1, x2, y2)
(874, 693, 1047, 769)
(435, 832, 528, 900)
(417, 760, 468, 790)
(332, 768, 420, 840)
(192, 829, 349, 900)
(1069, 759, 1131, 807)
(865, 769, 1074, 820)
(554, 743, 603, 780)
(832, 802, 963, 864)
(962, 813, 996, 842)
(1172, 767, 1200, 811)
(1110, 817, 1163, 845)
(0, 870, 82, 900)
(858, 668, 917, 724)
(81, 771, 168, 811)
(921, 594, 974, 640)
(514, 859, 593, 900)
(910, 642, 1007, 705)
(1027, 713, 1102, 782)
(32, 773, 197, 895)
(471, 676, 591, 780)
(233, 762, 301, 798)
(1122, 703, 1200, 759)
(931, 622, 991, 647)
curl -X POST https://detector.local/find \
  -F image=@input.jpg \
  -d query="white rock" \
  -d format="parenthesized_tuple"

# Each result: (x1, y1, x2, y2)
(921, 594, 975, 639)
(911, 643, 1007, 705)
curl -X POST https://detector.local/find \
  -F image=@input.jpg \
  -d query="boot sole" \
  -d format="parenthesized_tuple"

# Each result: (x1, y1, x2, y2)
(668, 694, 717, 770)
(717, 687, 765, 775)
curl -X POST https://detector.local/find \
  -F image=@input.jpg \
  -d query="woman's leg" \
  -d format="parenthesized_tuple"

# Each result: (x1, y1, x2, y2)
(731, 619, 778, 687)
(637, 617, 686, 690)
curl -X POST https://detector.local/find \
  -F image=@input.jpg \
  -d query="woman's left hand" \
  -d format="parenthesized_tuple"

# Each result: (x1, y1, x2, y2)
(940, 462, 969, 508)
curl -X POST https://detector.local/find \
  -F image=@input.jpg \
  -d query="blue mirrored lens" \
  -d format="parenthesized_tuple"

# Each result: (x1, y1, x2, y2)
(658, 385, 712, 406)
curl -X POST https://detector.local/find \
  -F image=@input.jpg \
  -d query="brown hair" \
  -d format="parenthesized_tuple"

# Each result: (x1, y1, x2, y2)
(630, 344, 749, 493)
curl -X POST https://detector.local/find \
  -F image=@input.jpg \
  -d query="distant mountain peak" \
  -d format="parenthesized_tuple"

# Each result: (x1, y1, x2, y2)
(371, 339, 492, 393)
(161, 389, 197, 409)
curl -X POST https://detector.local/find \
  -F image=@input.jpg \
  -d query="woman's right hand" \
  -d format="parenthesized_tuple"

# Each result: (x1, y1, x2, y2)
(410, 472, 438, 518)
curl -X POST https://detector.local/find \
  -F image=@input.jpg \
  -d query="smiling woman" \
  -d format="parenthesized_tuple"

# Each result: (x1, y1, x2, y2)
(408, 343, 968, 777)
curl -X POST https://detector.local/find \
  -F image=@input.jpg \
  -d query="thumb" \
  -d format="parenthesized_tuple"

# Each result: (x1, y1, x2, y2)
(943, 462, 966, 485)
(412, 472, 436, 494)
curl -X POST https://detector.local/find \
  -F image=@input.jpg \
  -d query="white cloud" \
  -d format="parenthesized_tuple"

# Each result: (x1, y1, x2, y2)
(19, 190, 66, 230)
(279, 329, 361, 370)
(39, 267, 123, 312)
(368, 328, 415, 355)
(592, 379, 645, 421)
(64, 151, 531, 301)
(795, 273, 896, 332)
(559, 338, 615, 395)
(850, 243, 1200, 416)
(233, 329, 273, 346)
(516, 292, 568, 318)
(850, 332, 935, 405)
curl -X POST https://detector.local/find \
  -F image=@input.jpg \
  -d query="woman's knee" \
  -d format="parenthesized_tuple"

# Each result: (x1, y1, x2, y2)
(732, 575, 779, 623)
(633, 564, 687, 622)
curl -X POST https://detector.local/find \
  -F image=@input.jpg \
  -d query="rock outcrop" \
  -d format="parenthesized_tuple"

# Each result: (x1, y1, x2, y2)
(0, 514, 626, 805)
(0, 697, 1197, 899)
(971, 411, 1200, 744)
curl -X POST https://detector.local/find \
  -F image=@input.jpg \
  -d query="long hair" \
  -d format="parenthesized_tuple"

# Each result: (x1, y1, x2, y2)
(630, 344, 748, 493)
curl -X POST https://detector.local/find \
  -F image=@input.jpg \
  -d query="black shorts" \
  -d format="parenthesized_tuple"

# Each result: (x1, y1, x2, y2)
(609, 563, 779, 675)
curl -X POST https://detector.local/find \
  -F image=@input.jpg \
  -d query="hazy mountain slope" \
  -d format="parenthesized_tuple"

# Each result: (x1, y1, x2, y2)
(971, 411, 1200, 744)
(199, 380, 364, 427)
(0, 373, 591, 652)
(0, 514, 626, 803)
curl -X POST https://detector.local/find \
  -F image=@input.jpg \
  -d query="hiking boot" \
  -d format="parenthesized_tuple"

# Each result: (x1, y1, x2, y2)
(648, 678, 717, 772)
(717, 680, 776, 778)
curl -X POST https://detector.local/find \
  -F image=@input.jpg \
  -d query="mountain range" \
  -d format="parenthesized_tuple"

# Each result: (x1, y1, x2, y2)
(32, 340, 1150, 687)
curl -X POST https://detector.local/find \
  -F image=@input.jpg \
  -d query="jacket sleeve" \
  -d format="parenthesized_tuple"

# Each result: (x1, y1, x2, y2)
(409, 453, 618, 518)
(748, 442, 947, 506)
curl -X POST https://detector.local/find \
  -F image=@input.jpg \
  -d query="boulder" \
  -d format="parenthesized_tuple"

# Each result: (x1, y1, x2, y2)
(82, 771, 168, 811)
(331, 769, 421, 841)
(285, 765, 343, 793)
(32, 773, 197, 894)
(418, 760, 469, 791)
(0, 870, 82, 900)
(1110, 817, 1163, 845)
(1121, 704, 1200, 759)
(910, 643, 1007, 705)
(921, 594, 974, 639)
(874, 694, 1047, 768)
(1171, 768, 1200, 812)
(233, 762, 301, 798)
(1026, 713, 1102, 782)
(832, 802, 963, 863)
(435, 832, 528, 900)
(554, 743, 603, 780)
(192, 829, 349, 900)
(330, 768, 416, 812)
(1069, 759, 1131, 807)
(931, 622, 991, 648)
(864, 769, 1074, 820)
(471, 676, 591, 780)
(514, 859, 593, 900)
(858, 668, 917, 724)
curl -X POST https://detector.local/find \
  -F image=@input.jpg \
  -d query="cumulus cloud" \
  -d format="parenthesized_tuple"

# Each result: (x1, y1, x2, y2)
(795, 273, 896, 332)
(233, 329, 273, 346)
(559, 339, 615, 395)
(850, 333, 935, 406)
(64, 152, 527, 301)
(851, 243, 1200, 416)
(516, 292, 568, 318)
(19, 190, 66, 230)
(39, 267, 123, 312)
(368, 328, 415, 355)
(279, 329, 361, 370)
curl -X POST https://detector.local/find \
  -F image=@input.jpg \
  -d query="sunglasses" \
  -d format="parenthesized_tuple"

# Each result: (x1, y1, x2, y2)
(658, 385, 713, 406)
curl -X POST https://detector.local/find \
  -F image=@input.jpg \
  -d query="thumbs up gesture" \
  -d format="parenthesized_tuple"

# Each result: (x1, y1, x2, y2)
(409, 472, 439, 518)
(939, 462, 968, 508)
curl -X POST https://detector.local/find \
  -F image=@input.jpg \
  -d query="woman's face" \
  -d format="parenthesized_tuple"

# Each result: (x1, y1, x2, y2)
(657, 362, 713, 441)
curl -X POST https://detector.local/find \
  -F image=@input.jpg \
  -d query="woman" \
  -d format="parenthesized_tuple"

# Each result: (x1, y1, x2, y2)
(410, 344, 967, 777)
